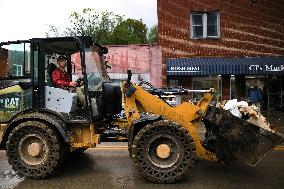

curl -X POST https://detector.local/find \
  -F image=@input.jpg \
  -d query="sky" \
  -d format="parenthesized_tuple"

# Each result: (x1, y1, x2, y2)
(0, 0, 157, 42)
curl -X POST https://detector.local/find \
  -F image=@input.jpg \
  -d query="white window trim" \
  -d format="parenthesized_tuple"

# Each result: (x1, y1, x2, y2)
(190, 12, 220, 39)
(203, 13, 207, 37)
(190, 13, 204, 39)
(207, 12, 220, 38)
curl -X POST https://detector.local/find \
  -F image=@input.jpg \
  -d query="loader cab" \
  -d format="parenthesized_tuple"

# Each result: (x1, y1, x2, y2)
(0, 36, 122, 124)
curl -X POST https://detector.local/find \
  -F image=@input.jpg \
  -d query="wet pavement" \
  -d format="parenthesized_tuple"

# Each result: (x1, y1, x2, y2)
(0, 145, 284, 189)
(265, 115, 284, 133)
(0, 114, 283, 189)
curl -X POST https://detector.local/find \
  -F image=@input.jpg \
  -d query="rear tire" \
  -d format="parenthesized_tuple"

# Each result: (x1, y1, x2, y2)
(132, 120, 196, 183)
(6, 121, 63, 179)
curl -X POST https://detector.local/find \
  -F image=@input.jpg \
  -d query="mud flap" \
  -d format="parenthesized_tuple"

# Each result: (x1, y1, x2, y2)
(204, 108, 284, 166)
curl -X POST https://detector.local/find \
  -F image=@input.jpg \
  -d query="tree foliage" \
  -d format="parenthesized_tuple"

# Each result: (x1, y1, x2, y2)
(46, 9, 152, 45)
(147, 25, 158, 43)
(111, 19, 148, 45)
(64, 8, 123, 45)
(45, 25, 61, 38)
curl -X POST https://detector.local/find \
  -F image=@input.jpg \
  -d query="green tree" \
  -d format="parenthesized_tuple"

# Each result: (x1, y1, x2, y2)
(45, 25, 61, 37)
(64, 8, 123, 45)
(147, 25, 158, 43)
(111, 19, 148, 45)
(46, 9, 150, 45)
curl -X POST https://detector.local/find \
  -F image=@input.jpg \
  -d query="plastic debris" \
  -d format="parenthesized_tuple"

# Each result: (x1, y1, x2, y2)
(221, 99, 272, 131)
(223, 99, 242, 118)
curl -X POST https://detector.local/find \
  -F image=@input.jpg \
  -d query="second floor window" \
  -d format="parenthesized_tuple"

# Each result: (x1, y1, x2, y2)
(190, 12, 220, 39)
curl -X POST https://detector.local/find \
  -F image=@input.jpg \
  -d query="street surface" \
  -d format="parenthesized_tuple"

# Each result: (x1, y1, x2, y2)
(0, 114, 283, 189)
(0, 142, 283, 189)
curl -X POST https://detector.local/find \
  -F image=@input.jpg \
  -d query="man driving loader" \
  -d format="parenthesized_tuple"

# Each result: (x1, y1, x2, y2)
(52, 55, 86, 107)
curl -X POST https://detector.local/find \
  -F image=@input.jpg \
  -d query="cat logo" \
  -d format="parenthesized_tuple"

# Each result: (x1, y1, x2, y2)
(0, 98, 20, 109)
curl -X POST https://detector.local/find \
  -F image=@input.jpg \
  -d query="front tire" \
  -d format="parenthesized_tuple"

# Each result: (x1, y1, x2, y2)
(132, 120, 196, 183)
(6, 121, 63, 179)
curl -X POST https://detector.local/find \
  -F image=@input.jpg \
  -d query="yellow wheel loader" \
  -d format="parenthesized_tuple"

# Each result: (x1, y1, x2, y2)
(123, 70, 283, 183)
(0, 37, 283, 183)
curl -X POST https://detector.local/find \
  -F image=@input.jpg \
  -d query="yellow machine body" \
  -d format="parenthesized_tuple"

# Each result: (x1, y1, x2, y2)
(68, 123, 100, 150)
(123, 82, 218, 162)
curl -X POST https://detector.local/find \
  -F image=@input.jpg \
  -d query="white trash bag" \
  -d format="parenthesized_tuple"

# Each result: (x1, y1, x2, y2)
(223, 99, 242, 118)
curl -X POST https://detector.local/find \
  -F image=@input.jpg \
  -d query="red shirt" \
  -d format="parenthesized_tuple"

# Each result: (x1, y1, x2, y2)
(51, 68, 71, 88)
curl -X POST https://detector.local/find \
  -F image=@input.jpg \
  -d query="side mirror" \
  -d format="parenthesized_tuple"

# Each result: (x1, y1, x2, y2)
(106, 64, 111, 69)
(101, 47, 108, 54)
(106, 63, 111, 70)
(127, 70, 132, 85)
(71, 62, 75, 74)
(105, 60, 111, 69)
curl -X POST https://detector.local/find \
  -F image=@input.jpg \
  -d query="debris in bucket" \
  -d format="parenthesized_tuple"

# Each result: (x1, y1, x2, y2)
(240, 106, 273, 132)
(204, 105, 284, 166)
(220, 99, 273, 132)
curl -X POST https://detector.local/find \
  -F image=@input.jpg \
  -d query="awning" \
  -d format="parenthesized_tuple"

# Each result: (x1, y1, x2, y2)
(166, 57, 284, 76)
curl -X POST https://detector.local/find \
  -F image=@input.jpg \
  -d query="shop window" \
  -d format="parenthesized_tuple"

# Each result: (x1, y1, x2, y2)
(192, 76, 220, 100)
(190, 12, 220, 39)
(169, 79, 179, 88)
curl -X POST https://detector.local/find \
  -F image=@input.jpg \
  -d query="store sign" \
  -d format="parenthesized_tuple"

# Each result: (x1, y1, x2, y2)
(167, 57, 284, 75)
(249, 64, 284, 72)
(169, 66, 201, 72)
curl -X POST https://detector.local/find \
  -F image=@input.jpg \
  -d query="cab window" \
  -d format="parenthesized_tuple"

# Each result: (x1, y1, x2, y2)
(0, 43, 30, 78)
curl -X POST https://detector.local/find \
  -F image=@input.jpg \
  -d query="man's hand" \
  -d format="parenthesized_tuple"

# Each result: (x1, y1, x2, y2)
(76, 78, 84, 86)
(69, 81, 78, 87)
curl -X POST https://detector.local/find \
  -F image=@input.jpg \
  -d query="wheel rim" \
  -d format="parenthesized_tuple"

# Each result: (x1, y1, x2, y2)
(147, 135, 180, 169)
(157, 144, 171, 159)
(18, 134, 48, 166)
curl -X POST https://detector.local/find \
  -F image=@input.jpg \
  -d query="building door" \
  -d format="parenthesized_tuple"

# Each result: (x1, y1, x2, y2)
(246, 77, 267, 110)
(268, 78, 282, 111)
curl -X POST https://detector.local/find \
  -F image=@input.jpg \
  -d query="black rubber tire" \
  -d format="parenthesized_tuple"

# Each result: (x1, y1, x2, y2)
(132, 120, 196, 183)
(6, 121, 63, 179)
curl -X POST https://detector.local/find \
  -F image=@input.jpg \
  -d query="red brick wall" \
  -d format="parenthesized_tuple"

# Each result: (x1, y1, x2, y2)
(71, 44, 163, 88)
(106, 44, 163, 88)
(158, 0, 284, 85)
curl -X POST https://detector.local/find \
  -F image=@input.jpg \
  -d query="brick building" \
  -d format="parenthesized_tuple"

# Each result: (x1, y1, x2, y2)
(71, 44, 162, 88)
(106, 44, 162, 88)
(158, 0, 284, 111)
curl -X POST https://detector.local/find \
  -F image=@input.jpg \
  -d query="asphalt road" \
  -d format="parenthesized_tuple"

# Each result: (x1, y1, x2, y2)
(0, 142, 284, 189)
(1, 114, 284, 189)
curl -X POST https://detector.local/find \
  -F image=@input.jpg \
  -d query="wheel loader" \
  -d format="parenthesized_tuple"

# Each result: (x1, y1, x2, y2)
(0, 36, 283, 183)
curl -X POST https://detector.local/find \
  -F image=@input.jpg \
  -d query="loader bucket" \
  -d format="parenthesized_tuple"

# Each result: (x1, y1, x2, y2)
(204, 108, 284, 166)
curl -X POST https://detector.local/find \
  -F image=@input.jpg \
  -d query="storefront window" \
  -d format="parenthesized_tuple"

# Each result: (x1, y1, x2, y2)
(243, 75, 284, 112)
(169, 79, 178, 87)
(192, 75, 221, 100)
(230, 75, 236, 99)
(269, 78, 282, 111)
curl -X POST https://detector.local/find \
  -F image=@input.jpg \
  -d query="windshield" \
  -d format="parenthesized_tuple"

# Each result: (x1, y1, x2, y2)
(84, 46, 110, 91)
